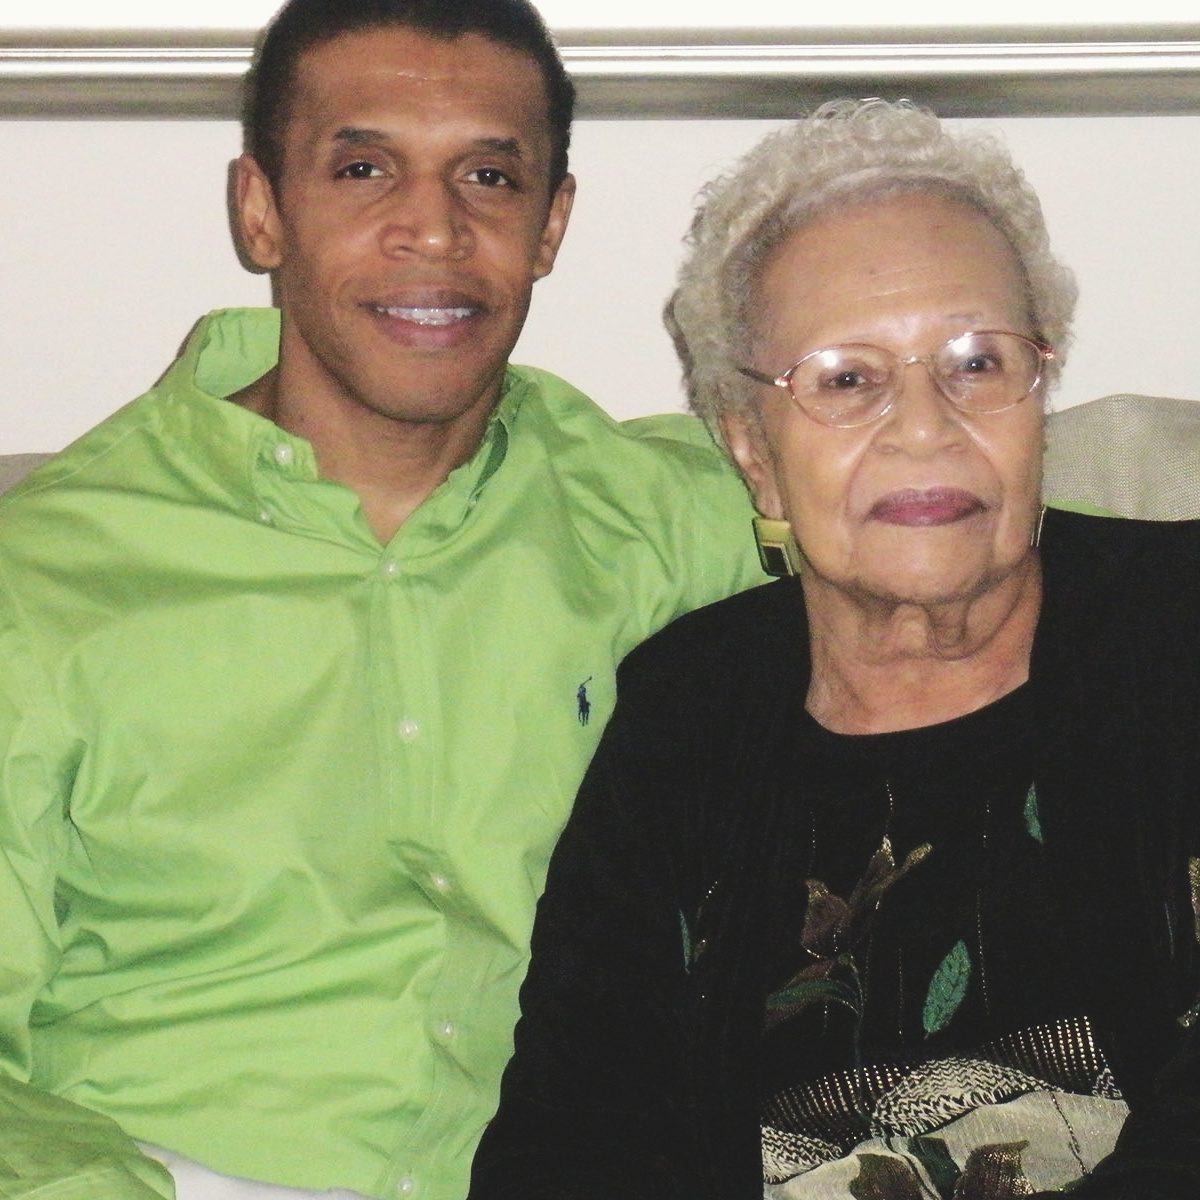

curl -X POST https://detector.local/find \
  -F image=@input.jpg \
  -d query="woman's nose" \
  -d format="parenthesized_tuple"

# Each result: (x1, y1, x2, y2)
(876, 359, 967, 453)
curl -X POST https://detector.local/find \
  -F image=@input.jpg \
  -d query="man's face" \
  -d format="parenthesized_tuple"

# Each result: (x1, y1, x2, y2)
(237, 25, 574, 431)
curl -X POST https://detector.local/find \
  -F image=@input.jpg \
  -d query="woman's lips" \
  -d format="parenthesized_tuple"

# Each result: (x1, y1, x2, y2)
(868, 488, 986, 526)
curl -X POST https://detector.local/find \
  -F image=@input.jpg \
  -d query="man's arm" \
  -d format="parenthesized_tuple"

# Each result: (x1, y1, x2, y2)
(0, 605, 174, 1200)
(0, 1076, 175, 1200)
(467, 682, 713, 1200)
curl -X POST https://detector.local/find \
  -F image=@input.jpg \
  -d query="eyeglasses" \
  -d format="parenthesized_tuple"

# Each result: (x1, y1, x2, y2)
(736, 330, 1055, 429)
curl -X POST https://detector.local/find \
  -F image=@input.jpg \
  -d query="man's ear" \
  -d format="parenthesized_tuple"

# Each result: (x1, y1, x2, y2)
(532, 173, 576, 280)
(234, 154, 285, 272)
(719, 411, 785, 520)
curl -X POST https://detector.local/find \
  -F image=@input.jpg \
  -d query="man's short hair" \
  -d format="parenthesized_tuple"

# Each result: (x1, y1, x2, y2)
(244, 0, 575, 193)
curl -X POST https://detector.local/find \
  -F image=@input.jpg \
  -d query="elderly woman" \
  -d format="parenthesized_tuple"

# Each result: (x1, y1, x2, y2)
(468, 101, 1200, 1200)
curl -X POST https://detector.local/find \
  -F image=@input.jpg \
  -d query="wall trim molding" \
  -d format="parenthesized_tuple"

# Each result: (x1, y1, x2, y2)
(2, 27, 1199, 118)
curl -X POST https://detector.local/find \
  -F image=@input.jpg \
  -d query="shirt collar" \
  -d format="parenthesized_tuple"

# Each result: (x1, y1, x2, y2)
(156, 307, 525, 541)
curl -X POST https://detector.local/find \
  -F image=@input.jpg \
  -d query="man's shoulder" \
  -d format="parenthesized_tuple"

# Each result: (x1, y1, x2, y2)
(2, 310, 279, 513)
(507, 364, 708, 442)
(0, 402, 155, 511)
(505, 364, 739, 484)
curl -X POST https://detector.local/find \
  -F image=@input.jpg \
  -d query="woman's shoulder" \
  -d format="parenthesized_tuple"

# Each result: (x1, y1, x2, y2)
(1041, 507, 1200, 593)
(619, 576, 806, 672)
(620, 576, 808, 694)
(1039, 507, 1200, 684)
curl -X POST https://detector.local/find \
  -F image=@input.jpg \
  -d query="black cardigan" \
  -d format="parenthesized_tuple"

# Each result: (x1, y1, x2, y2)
(470, 510, 1200, 1199)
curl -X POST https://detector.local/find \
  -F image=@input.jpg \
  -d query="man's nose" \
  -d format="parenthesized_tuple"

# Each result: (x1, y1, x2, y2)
(379, 175, 471, 260)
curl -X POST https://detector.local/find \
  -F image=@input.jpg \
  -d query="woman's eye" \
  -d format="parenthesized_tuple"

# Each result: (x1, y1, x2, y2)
(830, 371, 868, 390)
(335, 161, 384, 180)
(818, 368, 874, 392)
(466, 166, 512, 188)
(958, 354, 1002, 375)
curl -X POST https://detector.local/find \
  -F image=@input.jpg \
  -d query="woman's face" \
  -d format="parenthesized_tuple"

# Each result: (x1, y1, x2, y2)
(724, 192, 1046, 610)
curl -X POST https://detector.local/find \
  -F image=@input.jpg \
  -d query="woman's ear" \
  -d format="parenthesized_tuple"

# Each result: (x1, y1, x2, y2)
(719, 412, 785, 520)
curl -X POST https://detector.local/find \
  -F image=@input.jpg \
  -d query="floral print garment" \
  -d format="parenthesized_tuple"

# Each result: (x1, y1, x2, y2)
(745, 688, 1198, 1199)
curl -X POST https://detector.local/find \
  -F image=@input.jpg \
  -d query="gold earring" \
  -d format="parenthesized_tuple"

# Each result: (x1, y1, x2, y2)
(1032, 505, 1046, 548)
(753, 517, 802, 577)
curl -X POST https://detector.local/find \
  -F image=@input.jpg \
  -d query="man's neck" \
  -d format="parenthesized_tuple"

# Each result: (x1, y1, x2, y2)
(231, 367, 495, 544)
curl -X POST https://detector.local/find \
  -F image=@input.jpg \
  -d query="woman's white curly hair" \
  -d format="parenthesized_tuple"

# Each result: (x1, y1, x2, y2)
(667, 98, 1078, 440)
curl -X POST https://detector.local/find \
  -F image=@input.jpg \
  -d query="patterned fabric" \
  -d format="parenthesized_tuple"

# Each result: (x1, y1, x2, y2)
(763, 1019, 1127, 1197)
(753, 669, 1193, 1198)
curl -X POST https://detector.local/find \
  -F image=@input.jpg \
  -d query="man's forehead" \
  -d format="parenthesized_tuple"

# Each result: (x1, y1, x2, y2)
(294, 27, 545, 102)
(287, 27, 553, 143)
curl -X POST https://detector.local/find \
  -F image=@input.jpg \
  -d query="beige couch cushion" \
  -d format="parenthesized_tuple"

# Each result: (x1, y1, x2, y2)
(0, 453, 51, 496)
(1043, 393, 1200, 519)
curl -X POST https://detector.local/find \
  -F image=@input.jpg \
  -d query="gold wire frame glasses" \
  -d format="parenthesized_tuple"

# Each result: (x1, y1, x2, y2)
(736, 330, 1055, 429)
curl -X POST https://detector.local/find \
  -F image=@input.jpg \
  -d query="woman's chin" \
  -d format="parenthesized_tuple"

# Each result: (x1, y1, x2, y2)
(811, 544, 1027, 612)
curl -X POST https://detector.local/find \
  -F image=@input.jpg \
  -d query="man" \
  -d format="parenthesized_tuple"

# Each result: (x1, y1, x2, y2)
(0, 2, 764, 1199)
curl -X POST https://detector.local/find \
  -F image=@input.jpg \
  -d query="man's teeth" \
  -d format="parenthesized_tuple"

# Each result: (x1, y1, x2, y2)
(375, 305, 474, 326)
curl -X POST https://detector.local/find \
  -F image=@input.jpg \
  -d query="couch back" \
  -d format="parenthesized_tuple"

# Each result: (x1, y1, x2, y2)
(0, 453, 51, 495)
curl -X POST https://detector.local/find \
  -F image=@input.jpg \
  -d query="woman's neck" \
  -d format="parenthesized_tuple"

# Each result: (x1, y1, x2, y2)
(803, 552, 1042, 735)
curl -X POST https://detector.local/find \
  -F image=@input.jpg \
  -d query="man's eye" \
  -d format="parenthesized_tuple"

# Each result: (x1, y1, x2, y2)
(466, 166, 512, 188)
(335, 161, 384, 180)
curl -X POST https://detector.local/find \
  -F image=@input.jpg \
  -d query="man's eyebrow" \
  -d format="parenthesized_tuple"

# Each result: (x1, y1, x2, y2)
(472, 137, 523, 158)
(332, 127, 389, 146)
(330, 128, 524, 158)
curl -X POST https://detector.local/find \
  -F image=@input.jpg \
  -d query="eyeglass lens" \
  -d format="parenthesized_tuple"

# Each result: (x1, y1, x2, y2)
(788, 332, 1043, 427)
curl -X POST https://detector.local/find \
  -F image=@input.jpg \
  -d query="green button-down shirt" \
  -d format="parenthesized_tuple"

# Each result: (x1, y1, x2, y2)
(0, 310, 765, 1200)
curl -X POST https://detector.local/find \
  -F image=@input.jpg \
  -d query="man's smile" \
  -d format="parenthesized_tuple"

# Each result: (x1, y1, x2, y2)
(369, 304, 479, 326)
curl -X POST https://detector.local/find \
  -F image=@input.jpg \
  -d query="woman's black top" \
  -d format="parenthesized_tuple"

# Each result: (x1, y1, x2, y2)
(469, 510, 1200, 1200)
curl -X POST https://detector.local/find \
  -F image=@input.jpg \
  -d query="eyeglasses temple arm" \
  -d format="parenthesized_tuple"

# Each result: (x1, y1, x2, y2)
(736, 365, 786, 389)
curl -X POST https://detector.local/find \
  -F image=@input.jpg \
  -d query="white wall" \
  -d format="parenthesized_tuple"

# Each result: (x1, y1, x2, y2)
(2, 113, 1199, 453)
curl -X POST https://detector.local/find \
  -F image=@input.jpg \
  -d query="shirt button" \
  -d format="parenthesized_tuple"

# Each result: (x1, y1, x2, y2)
(396, 1176, 416, 1197)
(257, 509, 273, 525)
(381, 559, 400, 578)
(397, 718, 420, 743)
(430, 871, 451, 895)
(273, 443, 295, 467)
(438, 1019, 457, 1040)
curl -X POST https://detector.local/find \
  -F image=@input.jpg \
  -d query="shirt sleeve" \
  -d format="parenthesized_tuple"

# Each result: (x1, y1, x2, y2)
(1035, 861, 1200, 1196)
(1054, 1031, 1200, 1200)
(0, 1075, 176, 1199)
(1031, 519, 1200, 1200)
(466, 693, 707, 1200)
(0, 599, 175, 1200)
